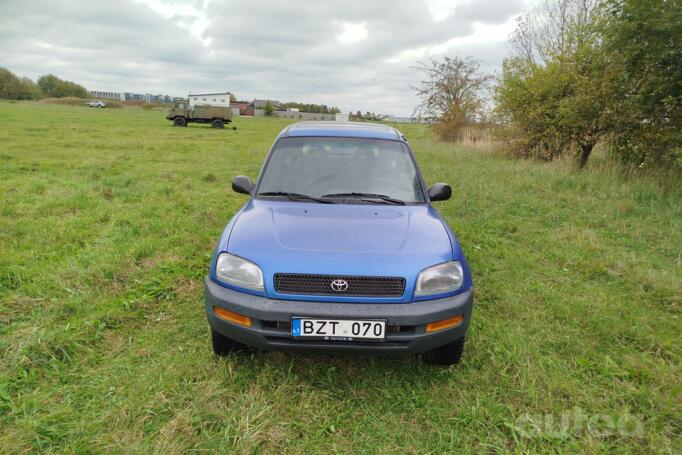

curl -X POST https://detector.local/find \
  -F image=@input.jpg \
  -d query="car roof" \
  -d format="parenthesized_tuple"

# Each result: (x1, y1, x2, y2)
(277, 122, 406, 141)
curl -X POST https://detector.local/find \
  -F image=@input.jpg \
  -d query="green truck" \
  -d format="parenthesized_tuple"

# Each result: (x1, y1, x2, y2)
(166, 100, 232, 128)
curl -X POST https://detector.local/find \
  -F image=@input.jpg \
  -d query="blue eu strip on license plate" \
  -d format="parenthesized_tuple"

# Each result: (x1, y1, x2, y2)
(291, 318, 302, 336)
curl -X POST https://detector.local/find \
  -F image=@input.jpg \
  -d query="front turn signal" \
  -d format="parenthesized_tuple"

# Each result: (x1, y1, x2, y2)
(426, 315, 463, 333)
(214, 307, 252, 327)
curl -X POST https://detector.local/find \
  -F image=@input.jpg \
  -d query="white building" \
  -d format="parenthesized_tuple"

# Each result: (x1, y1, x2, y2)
(89, 90, 125, 101)
(188, 92, 232, 108)
(335, 113, 349, 122)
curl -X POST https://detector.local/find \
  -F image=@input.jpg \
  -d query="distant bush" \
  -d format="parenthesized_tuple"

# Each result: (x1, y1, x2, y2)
(37, 74, 88, 98)
(263, 100, 274, 117)
(281, 101, 340, 114)
(118, 100, 165, 110)
(40, 97, 87, 106)
(41, 97, 122, 108)
(0, 67, 42, 100)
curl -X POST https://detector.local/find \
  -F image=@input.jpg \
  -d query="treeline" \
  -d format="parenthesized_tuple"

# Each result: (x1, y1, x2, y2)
(415, 0, 681, 169)
(0, 68, 89, 100)
(281, 102, 340, 114)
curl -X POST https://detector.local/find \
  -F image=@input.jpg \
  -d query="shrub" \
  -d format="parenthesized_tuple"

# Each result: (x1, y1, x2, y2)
(40, 97, 121, 108)
(37, 74, 89, 98)
(40, 97, 90, 106)
(0, 67, 42, 100)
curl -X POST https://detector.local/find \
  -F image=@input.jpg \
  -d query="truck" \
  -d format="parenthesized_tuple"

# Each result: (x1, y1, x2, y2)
(166, 99, 232, 128)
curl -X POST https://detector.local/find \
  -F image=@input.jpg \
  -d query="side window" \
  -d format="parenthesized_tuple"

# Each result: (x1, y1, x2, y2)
(221, 99, 226, 103)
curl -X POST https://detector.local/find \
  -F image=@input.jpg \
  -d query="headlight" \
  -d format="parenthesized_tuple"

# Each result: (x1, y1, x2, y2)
(415, 261, 464, 296)
(215, 253, 264, 291)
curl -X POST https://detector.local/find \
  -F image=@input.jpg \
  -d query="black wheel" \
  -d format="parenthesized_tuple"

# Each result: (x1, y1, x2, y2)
(423, 337, 465, 366)
(173, 116, 187, 127)
(211, 328, 246, 356)
(212, 119, 224, 129)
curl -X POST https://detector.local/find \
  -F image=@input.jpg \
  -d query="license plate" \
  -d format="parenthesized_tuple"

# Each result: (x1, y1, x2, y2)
(291, 318, 386, 340)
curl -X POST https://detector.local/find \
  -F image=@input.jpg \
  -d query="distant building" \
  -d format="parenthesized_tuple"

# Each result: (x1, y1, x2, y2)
(87, 91, 176, 104)
(124, 92, 145, 102)
(89, 90, 124, 101)
(230, 100, 250, 116)
(189, 92, 232, 108)
(335, 113, 349, 122)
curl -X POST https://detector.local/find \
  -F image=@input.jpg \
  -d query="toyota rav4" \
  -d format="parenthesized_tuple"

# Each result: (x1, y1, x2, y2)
(205, 122, 473, 364)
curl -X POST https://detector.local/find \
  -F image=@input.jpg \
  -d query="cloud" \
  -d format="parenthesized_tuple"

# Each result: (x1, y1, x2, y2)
(335, 22, 368, 45)
(133, 0, 213, 46)
(0, 0, 524, 115)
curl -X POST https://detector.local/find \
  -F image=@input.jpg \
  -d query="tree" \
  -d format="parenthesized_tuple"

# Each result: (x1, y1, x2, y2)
(498, 40, 618, 166)
(495, 0, 615, 167)
(281, 101, 341, 114)
(263, 100, 274, 117)
(496, 0, 681, 169)
(599, 0, 682, 167)
(229, 93, 237, 102)
(412, 56, 492, 141)
(0, 68, 42, 100)
(37, 74, 88, 98)
(511, 0, 598, 65)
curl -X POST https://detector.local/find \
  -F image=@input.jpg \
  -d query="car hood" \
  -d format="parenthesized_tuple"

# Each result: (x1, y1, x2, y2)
(222, 199, 455, 302)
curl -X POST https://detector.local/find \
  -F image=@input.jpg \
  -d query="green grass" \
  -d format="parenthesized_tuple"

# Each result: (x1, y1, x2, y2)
(0, 101, 680, 453)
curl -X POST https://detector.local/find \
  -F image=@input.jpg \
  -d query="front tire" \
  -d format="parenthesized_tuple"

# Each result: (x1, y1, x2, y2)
(212, 119, 224, 129)
(211, 329, 246, 356)
(173, 116, 187, 127)
(423, 337, 465, 366)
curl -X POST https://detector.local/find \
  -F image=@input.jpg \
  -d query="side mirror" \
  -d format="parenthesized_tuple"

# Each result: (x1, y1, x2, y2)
(427, 183, 451, 202)
(232, 175, 254, 195)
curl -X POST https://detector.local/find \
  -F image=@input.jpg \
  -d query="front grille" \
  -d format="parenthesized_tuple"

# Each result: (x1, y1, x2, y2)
(274, 273, 405, 297)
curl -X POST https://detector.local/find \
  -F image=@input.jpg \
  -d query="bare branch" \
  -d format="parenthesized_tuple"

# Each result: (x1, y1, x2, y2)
(411, 56, 492, 125)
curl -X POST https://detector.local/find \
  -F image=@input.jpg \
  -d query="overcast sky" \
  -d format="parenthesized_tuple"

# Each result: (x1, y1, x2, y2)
(0, 0, 531, 116)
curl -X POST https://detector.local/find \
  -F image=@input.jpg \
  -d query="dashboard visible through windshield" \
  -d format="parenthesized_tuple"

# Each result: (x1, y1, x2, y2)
(256, 137, 426, 204)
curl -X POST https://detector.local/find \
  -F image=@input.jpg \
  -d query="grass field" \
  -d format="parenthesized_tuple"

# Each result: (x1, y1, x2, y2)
(0, 101, 680, 453)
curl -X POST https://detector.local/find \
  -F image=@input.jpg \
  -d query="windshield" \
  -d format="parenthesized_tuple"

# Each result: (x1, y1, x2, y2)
(256, 137, 426, 203)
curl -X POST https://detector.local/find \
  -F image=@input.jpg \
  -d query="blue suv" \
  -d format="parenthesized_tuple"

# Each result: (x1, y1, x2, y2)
(205, 122, 473, 364)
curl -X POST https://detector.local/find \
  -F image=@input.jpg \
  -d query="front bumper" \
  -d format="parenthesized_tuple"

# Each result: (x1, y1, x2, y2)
(205, 278, 473, 354)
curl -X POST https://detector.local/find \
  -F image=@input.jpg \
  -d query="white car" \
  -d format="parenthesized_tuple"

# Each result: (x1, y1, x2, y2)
(85, 100, 106, 108)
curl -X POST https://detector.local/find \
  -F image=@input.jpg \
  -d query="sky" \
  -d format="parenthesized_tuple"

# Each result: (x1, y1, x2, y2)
(0, 0, 531, 116)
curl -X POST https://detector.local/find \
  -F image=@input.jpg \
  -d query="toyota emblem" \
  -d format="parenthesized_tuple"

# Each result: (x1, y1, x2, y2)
(330, 279, 349, 292)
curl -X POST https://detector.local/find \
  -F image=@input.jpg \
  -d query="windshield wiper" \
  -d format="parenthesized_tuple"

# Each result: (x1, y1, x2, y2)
(321, 192, 406, 205)
(257, 191, 336, 204)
